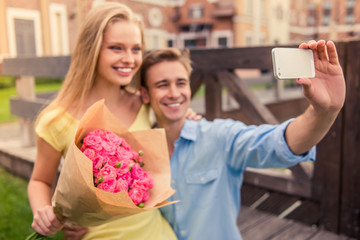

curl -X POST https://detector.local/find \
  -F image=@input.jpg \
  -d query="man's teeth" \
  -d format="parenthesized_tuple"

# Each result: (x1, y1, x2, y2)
(167, 103, 180, 107)
(117, 68, 131, 72)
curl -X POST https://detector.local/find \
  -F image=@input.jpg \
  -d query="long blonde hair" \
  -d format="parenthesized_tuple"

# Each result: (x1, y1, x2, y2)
(37, 2, 144, 124)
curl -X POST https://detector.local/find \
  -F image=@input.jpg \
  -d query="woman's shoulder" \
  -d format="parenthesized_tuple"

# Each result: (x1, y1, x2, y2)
(36, 106, 77, 132)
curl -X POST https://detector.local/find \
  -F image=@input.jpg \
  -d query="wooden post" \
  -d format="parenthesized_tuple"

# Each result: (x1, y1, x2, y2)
(16, 76, 36, 147)
(340, 40, 360, 238)
(204, 71, 222, 120)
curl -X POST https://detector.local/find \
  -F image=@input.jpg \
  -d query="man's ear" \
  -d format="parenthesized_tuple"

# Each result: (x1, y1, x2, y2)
(139, 86, 150, 104)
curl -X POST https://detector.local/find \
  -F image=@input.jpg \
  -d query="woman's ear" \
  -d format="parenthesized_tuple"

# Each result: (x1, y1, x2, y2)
(139, 86, 150, 104)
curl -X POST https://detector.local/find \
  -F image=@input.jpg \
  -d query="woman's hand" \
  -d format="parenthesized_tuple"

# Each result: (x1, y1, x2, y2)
(31, 205, 63, 236)
(185, 108, 202, 121)
(62, 222, 89, 240)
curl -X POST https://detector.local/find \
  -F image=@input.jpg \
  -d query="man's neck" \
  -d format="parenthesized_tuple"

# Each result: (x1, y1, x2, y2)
(158, 119, 185, 158)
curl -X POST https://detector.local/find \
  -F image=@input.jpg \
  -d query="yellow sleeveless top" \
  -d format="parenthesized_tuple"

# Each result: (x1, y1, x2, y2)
(35, 105, 176, 240)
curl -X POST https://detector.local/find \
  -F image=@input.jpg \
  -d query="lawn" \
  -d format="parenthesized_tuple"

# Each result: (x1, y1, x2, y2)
(0, 167, 64, 240)
(0, 77, 62, 123)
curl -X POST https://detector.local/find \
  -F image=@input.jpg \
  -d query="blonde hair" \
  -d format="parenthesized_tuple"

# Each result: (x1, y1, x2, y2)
(139, 48, 193, 89)
(37, 2, 144, 124)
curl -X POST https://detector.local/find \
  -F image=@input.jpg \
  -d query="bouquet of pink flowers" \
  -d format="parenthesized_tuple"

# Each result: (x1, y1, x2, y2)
(81, 129, 153, 207)
(50, 100, 177, 227)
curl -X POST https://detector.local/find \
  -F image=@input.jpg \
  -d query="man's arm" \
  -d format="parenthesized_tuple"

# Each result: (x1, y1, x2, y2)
(285, 40, 346, 155)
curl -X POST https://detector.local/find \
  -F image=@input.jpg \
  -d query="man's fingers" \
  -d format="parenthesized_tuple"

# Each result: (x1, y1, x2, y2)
(326, 41, 340, 65)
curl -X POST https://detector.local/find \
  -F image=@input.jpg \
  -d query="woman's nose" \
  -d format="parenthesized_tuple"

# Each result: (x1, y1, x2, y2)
(122, 50, 134, 64)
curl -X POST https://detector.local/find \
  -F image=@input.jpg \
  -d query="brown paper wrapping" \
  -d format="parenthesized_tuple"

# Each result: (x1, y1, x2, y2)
(51, 99, 177, 227)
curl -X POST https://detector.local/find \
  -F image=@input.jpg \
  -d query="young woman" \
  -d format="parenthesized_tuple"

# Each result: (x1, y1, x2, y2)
(27, 3, 177, 239)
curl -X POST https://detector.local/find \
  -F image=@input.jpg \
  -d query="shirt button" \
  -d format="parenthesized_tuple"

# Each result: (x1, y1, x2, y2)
(181, 230, 187, 236)
(172, 179, 176, 184)
(200, 177, 205, 182)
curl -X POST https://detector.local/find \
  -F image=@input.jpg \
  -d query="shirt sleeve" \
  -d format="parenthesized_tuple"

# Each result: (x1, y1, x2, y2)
(213, 118, 316, 171)
(35, 109, 75, 154)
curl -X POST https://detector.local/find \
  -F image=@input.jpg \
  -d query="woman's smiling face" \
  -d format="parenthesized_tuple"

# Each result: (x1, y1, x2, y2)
(96, 20, 143, 87)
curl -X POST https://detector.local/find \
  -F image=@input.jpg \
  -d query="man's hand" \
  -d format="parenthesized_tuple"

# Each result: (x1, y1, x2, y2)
(297, 40, 345, 115)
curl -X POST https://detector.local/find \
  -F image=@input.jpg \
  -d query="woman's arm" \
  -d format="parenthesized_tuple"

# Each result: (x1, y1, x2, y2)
(27, 136, 63, 236)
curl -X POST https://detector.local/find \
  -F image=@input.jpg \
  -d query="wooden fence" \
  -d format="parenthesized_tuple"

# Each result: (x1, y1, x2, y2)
(2, 41, 359, 238)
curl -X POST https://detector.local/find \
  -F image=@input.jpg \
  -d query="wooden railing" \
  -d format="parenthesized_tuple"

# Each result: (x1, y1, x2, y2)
(2, 41, 359, 238)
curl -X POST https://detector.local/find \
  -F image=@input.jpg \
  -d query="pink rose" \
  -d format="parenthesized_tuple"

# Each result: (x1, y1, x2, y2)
(83, 148, 96, 160)
(131, 166, 145, 180)
(119, 139, 131, 151)
(116, 147, 133, 162)
(104, 131, 123, 146)
(93, 155, 104, 176)
(97, 178, 116, 193)
(115, 179, 129, 193)
(142, 190, 150, 202)
(128, 188, 144, 205)
(120, 171, 133, 186)
(87, 129, 105, 138)
(115, 160, 129, 176)
(83, 135, 103, 152)
(101, 141, 117, 155)
(96, 164, 117, 184)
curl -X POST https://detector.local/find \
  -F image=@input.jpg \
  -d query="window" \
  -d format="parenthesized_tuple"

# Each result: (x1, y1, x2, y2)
(345, 0, 355, 24)
(14, 19, 36, 57)
(184, 38, 206, 48)
(189, 5, 203, 19)
(218, 37, 227, 48)
(307, 2, 316, 26)
(323, 1, 331, 26)
(6, 8, 43, 57)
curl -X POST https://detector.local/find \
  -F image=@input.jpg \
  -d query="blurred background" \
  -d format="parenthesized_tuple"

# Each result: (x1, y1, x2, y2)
(0, 0, 359, 60)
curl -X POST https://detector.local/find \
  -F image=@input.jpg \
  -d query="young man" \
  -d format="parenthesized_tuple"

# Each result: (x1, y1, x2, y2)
(139, 41, 345, 240)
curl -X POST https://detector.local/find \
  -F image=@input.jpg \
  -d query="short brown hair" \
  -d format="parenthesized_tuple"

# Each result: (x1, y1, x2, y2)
(138, 48, 192, 88)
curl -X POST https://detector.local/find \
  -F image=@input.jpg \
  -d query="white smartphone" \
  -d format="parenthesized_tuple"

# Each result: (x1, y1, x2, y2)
(272, 48, 315, 80)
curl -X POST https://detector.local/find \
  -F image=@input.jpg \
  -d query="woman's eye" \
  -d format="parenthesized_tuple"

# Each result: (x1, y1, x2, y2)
(109, 46, 121, 51)
(133, 47, 142, 53)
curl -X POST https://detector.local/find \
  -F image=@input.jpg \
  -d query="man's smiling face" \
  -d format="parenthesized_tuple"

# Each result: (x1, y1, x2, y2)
(141, 60, 191, 126)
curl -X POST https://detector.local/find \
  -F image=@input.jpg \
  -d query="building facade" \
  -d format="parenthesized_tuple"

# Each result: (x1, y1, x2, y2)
(289, 0, 360, 43)
(0, 0, 169, 63)
(0, 0, 359, 64)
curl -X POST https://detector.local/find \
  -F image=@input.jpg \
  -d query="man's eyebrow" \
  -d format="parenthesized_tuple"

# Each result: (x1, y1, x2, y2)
(154, 79, 168, 85)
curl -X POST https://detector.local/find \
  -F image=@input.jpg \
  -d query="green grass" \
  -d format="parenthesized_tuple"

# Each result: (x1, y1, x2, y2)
(0, 167, 65, 240)
(0, 80, 61, 123)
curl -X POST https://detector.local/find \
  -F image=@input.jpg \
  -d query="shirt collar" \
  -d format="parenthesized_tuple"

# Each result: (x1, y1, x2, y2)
(179, 119, 198, 141)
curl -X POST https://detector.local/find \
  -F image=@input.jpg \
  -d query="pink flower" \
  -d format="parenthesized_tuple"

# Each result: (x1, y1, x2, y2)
(83, 148, 96, 160)
(93, 155, 104, 176)
(103, 131, 122, 145)
(97, 178, 116, 193)
(101, 141, 117, 155)
(81, 129, 154, 207)
(83, 135, 103, 152)
(120, 171, 133, 186)
(131, 166, 145, 180)
(116, 147, 133, 162)
(115, 160, 129, 176)
(115, 179, 129, 193)
(128, 188, 145, 205)
(96, 164, 117, 184)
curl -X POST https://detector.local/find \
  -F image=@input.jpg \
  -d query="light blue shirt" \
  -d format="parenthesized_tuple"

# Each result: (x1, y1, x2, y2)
(160, 118, 316, 240)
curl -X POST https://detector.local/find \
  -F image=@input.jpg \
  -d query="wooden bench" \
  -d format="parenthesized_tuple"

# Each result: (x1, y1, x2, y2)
(2, 56, 70, 146)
